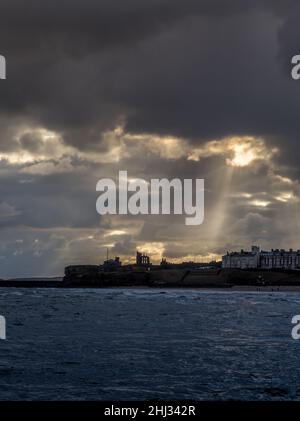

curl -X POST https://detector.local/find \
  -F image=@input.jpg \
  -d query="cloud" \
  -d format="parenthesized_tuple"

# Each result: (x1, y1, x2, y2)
(187, 136, 278, 167)
(0, 0, 294, 148)
(0, 1, 300, 276)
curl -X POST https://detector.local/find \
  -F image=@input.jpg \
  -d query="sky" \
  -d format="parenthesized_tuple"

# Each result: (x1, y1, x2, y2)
(0, 0, 300, 277)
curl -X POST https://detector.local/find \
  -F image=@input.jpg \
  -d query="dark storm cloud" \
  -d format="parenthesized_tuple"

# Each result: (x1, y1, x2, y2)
(0, 0, 285, 53)
(0, 0, 297, 149)
(0, 1, 300, 276)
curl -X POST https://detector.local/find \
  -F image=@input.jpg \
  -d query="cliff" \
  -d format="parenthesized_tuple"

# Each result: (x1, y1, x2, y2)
(62, 268, 230, 288)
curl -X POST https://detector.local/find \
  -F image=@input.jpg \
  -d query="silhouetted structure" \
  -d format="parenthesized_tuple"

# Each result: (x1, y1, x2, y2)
(136, 251, 150, 266)
(102, 256, 122, 272)
(160, 258, 221, 270)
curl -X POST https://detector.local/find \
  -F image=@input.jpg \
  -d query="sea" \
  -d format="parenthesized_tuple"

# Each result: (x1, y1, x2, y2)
(0, 287, 299, 400)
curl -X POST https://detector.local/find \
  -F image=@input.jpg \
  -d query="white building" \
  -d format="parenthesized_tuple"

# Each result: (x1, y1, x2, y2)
(222, 246, 300, 270)
(222, 246, 260, 269)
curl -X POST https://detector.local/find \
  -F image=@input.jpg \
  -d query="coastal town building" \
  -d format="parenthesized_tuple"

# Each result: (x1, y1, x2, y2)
(222, 246, 300, 270)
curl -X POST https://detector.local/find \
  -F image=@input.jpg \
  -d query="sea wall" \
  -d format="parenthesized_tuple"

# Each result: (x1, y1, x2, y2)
(224, 268, 300, 286)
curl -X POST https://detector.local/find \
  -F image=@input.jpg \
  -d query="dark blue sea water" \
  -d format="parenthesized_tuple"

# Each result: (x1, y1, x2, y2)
(0, 288, 299, 400)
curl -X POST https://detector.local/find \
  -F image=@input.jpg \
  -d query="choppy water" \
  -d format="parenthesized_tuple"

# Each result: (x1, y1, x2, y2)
(0, 287, 300, 400)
